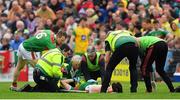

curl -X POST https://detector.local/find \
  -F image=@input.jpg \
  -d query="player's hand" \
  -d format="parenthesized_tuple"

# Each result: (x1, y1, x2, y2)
(73, 77, 80, 83)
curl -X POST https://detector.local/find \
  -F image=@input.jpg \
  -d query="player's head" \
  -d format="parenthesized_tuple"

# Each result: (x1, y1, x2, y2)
(87, 46, 96, 61)
(56, 30, 67, 46)
(111, 82, 123, 93)
(60, 44, 71, 57)
(71, 55, 82, 69)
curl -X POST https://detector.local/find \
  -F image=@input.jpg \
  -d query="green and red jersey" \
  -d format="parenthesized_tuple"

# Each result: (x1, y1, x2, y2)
(23, 30, 56, 52)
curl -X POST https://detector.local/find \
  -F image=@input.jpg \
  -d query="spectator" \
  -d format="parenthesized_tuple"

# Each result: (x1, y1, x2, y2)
(49, 0, 60, 13)
(65, 16, 77, 43)
(0, 38, 11, 50)
(36, 2, 57, 21)
(141, 18, 152, 36)
(1, 13, 8, 27)
(160, 15, 172, 32)
(69, 17, 91, 55)
(44, 19, 53, 30)
(170, 19, 180, 38)
(63, 0, 77, 18)
(25, 12, 37, 35)
(10, 31, 24, 50)
(15, 20, 25, 33)
(8, 1, 23, 22)
(86, 8, 98, 28)
(147, 20, 174, 42)
(24, 1, 34, 13)
(0, 18, 8, 39)
(17, 0, 27, 9)
(0, 0, 6, 13)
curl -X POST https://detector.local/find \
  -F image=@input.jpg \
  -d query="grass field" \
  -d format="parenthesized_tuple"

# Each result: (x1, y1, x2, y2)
(0, 82, 180, 99)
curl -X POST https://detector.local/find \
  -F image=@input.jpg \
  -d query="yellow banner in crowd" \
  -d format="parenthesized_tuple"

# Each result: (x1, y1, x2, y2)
(111, 58, 130, 82)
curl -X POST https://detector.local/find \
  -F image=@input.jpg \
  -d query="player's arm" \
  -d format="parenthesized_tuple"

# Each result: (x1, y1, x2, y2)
(60, 79, 74, 90)
(69, 31, 75, 49)
(105, 41, 111, 70)
(98, 54, 105, 81)
(98, 54, 105, 67)
(165, 33, 174, 43)
(81, 55, 91, 81)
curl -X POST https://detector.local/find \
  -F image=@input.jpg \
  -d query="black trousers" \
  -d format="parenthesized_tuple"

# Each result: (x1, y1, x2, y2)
(32, 67, 59, 92)
(81, 68, 104, 81)
(81, 57, 105, 82)
(101, 43, 138, 92)
(141, 41, 174, 92)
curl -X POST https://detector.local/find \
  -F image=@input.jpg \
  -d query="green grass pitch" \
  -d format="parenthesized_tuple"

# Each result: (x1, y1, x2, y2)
(0, 82, 180, 99)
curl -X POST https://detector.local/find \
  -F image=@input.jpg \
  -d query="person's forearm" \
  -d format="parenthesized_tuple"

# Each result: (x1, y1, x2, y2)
(81, 61, 91, 81)
(105, 52, 111, 70)
(99, 60, 105, 82)
(60, 79, 74, 90)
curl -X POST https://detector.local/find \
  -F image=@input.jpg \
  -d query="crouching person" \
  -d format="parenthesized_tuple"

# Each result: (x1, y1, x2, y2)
(18, 47, 71, 92)
(136, 36, 175, 92)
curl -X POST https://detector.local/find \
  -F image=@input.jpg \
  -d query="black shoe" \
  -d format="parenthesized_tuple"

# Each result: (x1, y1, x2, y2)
(131, 89, 137, 93)
(175, 86, 180, 92)
(17, 84, 32, 92)
(130, 87, 137, 93)
(146, 89, 152, 93)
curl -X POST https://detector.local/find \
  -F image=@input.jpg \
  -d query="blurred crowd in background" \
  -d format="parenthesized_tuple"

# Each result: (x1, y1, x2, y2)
(0, 0, 180, 77)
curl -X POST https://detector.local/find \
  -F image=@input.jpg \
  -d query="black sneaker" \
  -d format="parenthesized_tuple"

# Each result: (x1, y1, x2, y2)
(174, 86, 180, 92)
(17, 84, 32, 92)
(130, 87, 137, 93)
(131, 89, 137, 93)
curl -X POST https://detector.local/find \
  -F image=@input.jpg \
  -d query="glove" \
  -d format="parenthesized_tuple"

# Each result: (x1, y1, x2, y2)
(73, 77, 80, 83)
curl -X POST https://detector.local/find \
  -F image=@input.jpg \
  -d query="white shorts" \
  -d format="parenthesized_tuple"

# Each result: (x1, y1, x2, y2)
(17, 43, 39, 60)
(85, 85, 101, 93)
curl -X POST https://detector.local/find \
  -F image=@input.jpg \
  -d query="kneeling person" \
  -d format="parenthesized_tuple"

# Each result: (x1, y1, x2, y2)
(19, 47, 71, 92)
(81, 46, 105, 81)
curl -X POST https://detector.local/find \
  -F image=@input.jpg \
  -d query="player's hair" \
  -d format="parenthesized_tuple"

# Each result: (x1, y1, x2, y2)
(112, 82, 123, 93)
(142, 18, 151, 24)
(71, 55, 82, 64)
(60, 43, 71, 52)
(56, 30, 67, 38)
(153, 20, 159, 24)
(79, 17, 87, 22)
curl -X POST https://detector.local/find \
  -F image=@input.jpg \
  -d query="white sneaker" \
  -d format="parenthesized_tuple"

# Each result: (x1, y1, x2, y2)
(10, 85, 17, 91)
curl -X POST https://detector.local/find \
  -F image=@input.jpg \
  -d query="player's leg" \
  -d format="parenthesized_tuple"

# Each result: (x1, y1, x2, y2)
(101, 47, 125, 92)
(10, 44, 38, 90)
(151, 63, 157, 91)
(10, 56, 27, 90)
(27, 59, 38, 67)
(126, 43, 139, 92)
(155, 42, 175, 92)
(26, 52, 39, 67)
(141, 46, 155, 92)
